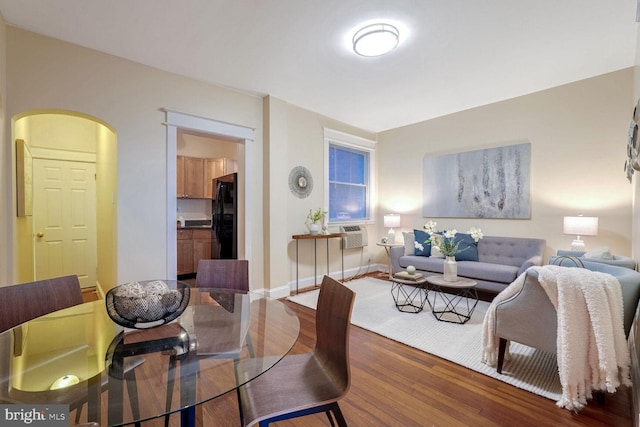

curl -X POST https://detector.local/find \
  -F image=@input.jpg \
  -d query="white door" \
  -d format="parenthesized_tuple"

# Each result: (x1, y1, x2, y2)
(33, 158, 97, 288)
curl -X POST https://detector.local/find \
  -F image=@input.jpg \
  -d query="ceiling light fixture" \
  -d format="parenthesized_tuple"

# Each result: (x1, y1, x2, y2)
(352, 23, 399, 57)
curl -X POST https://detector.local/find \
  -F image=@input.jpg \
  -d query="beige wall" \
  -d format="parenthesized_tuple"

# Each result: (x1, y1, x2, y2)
(0, 13, 7, 286)
(5, 27, 264, 287)
(378, 69, 634, 262)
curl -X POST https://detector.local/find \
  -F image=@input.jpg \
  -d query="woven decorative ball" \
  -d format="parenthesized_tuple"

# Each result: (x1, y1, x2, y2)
(106, 280, 190, 328)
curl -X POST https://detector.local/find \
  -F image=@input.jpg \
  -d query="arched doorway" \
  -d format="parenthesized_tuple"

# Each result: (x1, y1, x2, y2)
(12, 110, 117, 291)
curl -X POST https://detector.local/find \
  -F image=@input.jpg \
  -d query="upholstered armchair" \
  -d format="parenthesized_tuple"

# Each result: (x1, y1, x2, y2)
(556, 249, 637, 270)
(493, 258, 640, 374)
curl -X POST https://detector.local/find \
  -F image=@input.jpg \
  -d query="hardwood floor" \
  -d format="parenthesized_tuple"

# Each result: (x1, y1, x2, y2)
(188, 299, 632, 427)
(89, 277, 633, 426)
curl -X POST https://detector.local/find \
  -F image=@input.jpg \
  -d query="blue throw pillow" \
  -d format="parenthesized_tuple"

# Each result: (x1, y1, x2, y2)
(454, 233, 479, 261)
(413, 229, 431, 256)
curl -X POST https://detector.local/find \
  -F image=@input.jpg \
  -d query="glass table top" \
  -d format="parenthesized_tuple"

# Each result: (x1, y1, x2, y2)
(0, 282, 300, 426)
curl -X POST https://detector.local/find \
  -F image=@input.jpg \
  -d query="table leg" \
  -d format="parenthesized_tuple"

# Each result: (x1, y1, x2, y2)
(179, 352, 198, 427)
(86, 372, 101, 424)
(313, 239, 317, 287)
(341, 238, 344, 281)
(326, 238, 330, 278)
(295, 240, 299, 294)
(107, 358, 124, 426)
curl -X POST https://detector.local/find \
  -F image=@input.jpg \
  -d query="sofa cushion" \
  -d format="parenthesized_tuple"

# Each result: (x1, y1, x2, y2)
(584, 246, 613, 260)
(413, 229, 431, 256)
(456, 261, 519, 284)
(454, 233, 479, 261)
(400, 255, 444, 273)
(398, 256, 519, 284)
(402, 231, 415, 255)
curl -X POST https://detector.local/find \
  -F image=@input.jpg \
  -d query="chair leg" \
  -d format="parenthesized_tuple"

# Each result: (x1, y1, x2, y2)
(330, 403, 347, 427)
(324, 410, 336, 427)
(497, 338, 508, 374)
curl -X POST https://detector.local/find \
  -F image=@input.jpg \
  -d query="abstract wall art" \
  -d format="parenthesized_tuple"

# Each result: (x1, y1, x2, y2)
(423, 141, 531, 219)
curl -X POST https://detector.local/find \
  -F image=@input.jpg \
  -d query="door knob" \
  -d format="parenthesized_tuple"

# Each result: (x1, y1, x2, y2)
(36, 232, 44, 238)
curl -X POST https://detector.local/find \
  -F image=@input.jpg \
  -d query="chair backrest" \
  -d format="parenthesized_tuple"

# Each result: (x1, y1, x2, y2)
(0, 275, 83, 333)
(314, 275, 355, 394)
(195, 259, 249, 291)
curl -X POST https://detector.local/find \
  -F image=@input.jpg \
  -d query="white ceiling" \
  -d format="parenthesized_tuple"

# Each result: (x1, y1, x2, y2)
(0, 0, 637, 132)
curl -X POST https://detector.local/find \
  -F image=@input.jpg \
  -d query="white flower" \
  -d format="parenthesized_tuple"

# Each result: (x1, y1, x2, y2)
(468, 227, 484, 242)
(414, 241, 424, 251)
(423, 220, 437, 234)
(444, 229, 457, 239)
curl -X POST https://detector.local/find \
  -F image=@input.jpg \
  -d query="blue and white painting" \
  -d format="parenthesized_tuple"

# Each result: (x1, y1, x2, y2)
(423, 142, 531, 218)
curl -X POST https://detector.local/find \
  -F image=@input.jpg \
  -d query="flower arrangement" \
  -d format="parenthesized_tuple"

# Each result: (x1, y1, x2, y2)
(307, 208, 326, 223)
(420, 220, 484, 257)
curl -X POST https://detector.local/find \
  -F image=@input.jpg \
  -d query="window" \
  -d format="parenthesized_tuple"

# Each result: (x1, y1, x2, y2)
(324, 129, 376, 223)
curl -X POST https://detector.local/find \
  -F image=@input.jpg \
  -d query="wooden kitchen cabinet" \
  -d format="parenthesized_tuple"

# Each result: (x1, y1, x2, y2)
(192, 229, 212, 267)
(177, 228, 213, 275)
(177, 156, 205, 198)
(204, 158, 239, 198)
(204, 158, 225, 199)
(177, 229, 193, 275)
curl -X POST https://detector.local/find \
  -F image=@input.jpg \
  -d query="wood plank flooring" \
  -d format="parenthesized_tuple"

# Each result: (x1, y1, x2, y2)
(84, 279, 633, 426)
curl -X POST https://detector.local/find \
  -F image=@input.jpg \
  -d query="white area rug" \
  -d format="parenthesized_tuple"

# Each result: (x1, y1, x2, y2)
(288, 277, 562, 401)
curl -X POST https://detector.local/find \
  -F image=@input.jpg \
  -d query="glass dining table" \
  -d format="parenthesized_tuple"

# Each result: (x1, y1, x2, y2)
(0, 282, 300, 427)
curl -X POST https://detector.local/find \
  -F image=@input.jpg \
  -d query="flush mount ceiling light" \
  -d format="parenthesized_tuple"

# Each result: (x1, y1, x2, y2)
(352, 23, 399, 57)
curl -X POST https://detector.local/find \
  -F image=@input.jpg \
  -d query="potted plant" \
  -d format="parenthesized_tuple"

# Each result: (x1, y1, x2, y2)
(306, 208, 325, 235)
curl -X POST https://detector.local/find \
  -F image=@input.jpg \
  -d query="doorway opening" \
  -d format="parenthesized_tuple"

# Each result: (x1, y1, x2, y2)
(162, 109, 253, 280)
(12, 110, 117, 291)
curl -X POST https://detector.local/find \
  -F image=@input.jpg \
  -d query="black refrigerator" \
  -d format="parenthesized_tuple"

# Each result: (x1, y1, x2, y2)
(212, 173, 237, 259)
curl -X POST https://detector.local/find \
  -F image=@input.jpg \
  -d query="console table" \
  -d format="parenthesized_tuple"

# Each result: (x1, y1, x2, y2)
(292, 233, 346, 294)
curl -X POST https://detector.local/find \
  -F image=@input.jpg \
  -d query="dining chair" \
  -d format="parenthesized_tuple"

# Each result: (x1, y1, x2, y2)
(0, 275, 83, 333)
(194, 259, 249, 291)
(164, 259, 251, 426)
(235, 275, 355, 427)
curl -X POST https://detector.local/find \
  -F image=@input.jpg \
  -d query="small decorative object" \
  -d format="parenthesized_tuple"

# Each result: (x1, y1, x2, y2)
(322, 214, 329, 235)
(106, 280, 190, 329)
(406, 265, 416, 275)
(381, 237, 388, 244)
(306, 208, 326, 235)
(289, 166, 314, 198)
(444, 256, 458, 282)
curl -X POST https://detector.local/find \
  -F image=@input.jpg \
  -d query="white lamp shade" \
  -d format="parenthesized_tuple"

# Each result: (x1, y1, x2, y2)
(384, 214, 401, 228)
(563, 216, 598, 236)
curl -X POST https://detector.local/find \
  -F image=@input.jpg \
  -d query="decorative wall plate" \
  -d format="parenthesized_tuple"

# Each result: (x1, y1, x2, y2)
(289, 166, 313, 198)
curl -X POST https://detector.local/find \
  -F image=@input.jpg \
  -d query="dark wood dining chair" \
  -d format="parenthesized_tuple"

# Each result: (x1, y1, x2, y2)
(164, 259, 251, 426)
(0, 275, 83, 333)
(235, 275, 355, 427)
(195, 259, 249, 291)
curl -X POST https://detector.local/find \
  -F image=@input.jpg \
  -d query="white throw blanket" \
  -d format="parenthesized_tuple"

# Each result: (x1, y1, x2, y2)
(482, 265, 631, 411)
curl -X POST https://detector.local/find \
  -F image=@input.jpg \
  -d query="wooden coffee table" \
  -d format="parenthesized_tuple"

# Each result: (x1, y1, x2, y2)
(425, 275, 479, 324)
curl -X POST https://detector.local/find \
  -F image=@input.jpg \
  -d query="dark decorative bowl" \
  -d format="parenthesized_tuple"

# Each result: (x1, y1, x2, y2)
(106, 280, 190, 329)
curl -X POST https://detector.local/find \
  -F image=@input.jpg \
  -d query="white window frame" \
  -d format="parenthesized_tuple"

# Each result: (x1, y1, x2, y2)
(323, 128, 376, 225)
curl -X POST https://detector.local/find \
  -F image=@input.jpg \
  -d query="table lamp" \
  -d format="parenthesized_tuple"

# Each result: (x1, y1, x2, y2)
(563, 215, 598, 251)
(384, 214, 401, 244)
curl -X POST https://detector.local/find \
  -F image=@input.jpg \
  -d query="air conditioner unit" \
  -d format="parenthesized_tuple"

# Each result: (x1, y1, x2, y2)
(340, 225, 368, 249)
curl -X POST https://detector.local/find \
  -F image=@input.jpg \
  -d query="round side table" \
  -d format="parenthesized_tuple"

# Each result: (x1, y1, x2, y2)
(425, 275, 479, 324)
(390, 275, 429, 313)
